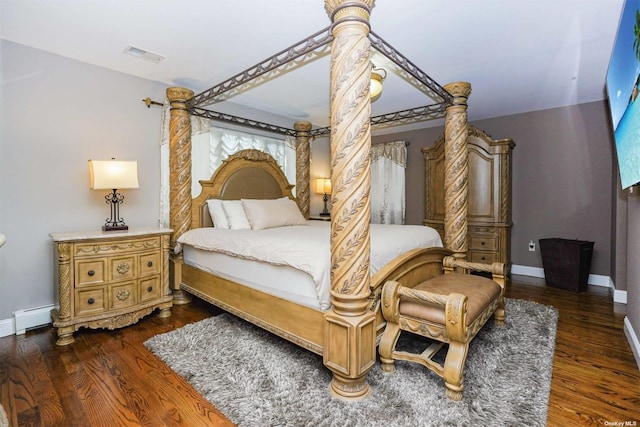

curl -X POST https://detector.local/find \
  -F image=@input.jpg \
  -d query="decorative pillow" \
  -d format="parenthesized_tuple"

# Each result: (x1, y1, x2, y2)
(221, 200, 252, 230)
(242, 197, 307, 230)
(206, 199, 230, 229)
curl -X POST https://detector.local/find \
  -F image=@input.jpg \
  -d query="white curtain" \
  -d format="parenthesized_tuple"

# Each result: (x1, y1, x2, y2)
(159, 101, 171, 229)
(370, 141, 407, 224)
(159, 104, 295, 227)
(208, 127, 296, 188)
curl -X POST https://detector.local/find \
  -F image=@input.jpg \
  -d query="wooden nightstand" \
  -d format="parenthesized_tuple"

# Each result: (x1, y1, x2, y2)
(49, 227, 173, 346)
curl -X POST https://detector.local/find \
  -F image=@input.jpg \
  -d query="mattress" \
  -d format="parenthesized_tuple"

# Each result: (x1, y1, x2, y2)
(183, 245, 324, 309)
(178, 220, 443, 310)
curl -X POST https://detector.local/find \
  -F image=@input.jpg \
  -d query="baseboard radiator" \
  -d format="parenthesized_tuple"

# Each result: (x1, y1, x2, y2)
(14, 305, 55, 335)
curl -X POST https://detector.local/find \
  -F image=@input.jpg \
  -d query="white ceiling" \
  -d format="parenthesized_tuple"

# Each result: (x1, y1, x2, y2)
(0, 0, 625, 132)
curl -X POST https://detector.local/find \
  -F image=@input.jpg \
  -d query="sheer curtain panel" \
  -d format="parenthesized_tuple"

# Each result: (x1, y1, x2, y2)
(370, 141, 407, 224)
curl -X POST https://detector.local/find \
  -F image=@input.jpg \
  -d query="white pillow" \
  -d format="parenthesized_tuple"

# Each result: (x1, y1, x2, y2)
(242, 197, 307, 230)
(221, 200, 252, 230)
(206, 199, 230, 229)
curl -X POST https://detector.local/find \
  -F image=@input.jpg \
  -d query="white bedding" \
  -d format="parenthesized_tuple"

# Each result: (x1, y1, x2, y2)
(176, 220, 443, 310)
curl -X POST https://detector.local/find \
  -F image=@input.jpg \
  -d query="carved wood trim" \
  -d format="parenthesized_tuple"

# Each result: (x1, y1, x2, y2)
(57, 242, 72, 321)
(167, 87, 195, 248)
(443, 82, 471, 258)
(294, 121, 312, 219)
(324, 0, 377, 402)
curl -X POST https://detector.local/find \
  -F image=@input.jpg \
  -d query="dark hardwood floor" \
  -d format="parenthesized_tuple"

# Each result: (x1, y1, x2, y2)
(0, 281, 638, 426)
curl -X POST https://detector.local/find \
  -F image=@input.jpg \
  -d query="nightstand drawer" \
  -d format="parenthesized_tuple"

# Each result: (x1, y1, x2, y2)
(469, 236, 498, 251)
(110, 256, 136, 282)
(75, 287, 106, 316)
(139, 276, 161, 303)
(111, 282, 137, 310)
(139, 252, 161, 276)
(76, 260, 106, 287)
(74, 237, 160, 257)
(469, 251, 497, 264)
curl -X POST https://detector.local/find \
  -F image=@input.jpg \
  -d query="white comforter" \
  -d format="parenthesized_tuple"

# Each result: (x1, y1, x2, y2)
(176, 220, 442, 309)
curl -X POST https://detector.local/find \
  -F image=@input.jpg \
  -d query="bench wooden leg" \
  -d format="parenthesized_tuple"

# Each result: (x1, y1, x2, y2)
(443, 340, 469, 401)
(379, 321, 401, 373)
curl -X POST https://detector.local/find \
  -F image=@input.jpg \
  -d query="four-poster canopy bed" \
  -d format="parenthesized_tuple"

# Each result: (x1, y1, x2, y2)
(165, 0, 505, 401)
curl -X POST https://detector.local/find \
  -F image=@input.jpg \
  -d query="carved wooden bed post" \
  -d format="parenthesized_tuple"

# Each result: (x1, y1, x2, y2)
(166, 86, 195, 305)
(323, 0, 376, 401)
(443, 82, 471, 259)
(294, 121, 312, 219)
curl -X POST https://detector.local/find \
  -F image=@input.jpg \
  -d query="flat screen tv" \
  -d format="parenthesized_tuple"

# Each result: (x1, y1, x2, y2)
(606, 0, 640, 189)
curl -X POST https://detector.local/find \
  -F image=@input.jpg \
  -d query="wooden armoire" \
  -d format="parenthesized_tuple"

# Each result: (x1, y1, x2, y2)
(422, 126, 515, 270)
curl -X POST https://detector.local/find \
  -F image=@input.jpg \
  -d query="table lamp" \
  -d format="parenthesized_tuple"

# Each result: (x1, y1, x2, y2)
(315, 178, 332, 216)
(89, 158, 139, 231)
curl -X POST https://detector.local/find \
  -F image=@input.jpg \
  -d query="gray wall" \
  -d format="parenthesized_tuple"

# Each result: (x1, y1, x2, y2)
(625, 195, 640, 356)
(374, 101, 614, 280)
(0, 40, 168, 320)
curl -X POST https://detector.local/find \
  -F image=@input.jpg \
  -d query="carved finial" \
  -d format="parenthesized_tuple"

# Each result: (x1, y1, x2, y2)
(324, 0, 375, 21)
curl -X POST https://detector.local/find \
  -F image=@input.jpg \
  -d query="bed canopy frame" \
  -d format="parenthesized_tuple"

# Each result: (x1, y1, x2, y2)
(166, 0, 471, 401)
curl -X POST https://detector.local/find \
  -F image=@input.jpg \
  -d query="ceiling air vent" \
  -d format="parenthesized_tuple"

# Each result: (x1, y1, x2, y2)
(122, 45, 165, 63)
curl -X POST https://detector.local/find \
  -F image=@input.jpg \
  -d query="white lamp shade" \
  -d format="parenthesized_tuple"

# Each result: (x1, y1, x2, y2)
(89, 160, 139, 190)
(315, 178, 332, 194)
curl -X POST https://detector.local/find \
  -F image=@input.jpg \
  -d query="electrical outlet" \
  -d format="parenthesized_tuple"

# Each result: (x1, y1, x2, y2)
(528, 240, 536, 252)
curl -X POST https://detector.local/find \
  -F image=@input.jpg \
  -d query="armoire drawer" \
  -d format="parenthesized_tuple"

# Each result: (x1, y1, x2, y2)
(469, 236, 498, 252)
(469, 251, 497, 264)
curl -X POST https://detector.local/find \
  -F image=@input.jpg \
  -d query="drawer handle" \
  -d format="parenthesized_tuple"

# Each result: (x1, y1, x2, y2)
(116, 262, 131, 275)
(87, 297, 95, 305)
(147, 261, 153, 267)
(88, 270, 95, 276)
(481, 241, 486, 246)
(147, 286, 153, 292)
(481, 256, 486, 261)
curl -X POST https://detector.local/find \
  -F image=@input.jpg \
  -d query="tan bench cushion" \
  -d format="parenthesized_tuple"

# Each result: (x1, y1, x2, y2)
(399, 273, 501, 326)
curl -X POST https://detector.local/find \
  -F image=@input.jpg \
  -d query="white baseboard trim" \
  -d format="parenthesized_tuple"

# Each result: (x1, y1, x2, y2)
(0, 318, 14, 338)
(511, 264, 627, 304)
(624, 316, 640, 370)
(511, 265, 545, 278)
(0, 304, 55, 337)
(14, 305, 54, 335)
(613, 288, 628, 304)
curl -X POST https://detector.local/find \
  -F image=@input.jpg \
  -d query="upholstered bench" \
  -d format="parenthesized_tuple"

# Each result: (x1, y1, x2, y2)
(379, 256, 506, 401)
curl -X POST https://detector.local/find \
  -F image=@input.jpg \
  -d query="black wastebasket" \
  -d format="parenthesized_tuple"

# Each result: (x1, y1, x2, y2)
(539, 238, 594, 292)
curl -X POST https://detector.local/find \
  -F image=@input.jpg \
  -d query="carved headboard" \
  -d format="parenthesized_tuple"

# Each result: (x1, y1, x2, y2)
(191, 149, 295, 229)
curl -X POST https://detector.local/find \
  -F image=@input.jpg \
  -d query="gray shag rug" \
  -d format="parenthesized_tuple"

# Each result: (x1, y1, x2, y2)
(145, 298, 558, 427)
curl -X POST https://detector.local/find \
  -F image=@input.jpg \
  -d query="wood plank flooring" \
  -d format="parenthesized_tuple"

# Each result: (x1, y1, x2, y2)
(0, 281, 638, 426)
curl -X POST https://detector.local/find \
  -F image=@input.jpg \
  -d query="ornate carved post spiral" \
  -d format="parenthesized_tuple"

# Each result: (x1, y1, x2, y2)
(57, 242, 72, 321)
(167, 87, 194, 305)
(294, 121, 312, 219)
(323, 0, 376, 401)
(443, 82, 471, 259)
(158, 233, 172, 317)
